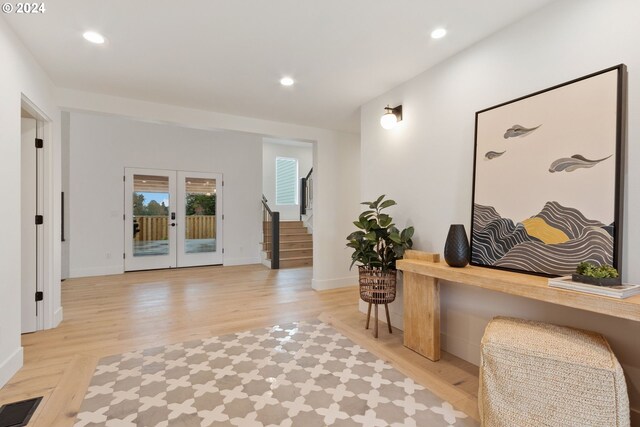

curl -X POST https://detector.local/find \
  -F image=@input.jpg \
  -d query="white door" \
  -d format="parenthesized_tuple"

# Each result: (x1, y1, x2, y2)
(21, 118, 43, 333)
(124, 168, 177, 271)
(124, 169, 223, 271)
(177, 171, 223, 267)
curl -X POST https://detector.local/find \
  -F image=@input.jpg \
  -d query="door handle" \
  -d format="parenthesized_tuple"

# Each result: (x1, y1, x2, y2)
(171, 223, 176, 227)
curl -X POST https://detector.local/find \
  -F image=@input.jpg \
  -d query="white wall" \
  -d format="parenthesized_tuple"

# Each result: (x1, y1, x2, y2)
(58, 89, 361, 290)
(262, 139, 313, 221)
(61, 111, 70, 279)
(67, 111, 263, 277)
(0, 18, 61, 387)
(360, 0, 640, 418)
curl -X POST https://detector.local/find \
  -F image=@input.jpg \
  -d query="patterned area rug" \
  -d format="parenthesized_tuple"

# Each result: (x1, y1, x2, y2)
(75, 320, 476, 426)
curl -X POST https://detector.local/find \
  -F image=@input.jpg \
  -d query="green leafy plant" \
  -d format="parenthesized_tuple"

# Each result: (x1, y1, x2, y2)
(575, 262, 619, 279)
(346, 195, 414, 272)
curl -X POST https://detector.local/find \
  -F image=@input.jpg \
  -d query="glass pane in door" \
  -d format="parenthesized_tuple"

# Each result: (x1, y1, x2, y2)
(184, 177, 216, 253)
(133, 174, 170, 257)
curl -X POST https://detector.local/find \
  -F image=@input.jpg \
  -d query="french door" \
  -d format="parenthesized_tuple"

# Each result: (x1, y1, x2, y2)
(124, 168, 223, 271)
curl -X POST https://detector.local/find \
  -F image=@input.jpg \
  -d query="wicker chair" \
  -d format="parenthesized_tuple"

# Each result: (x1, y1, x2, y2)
(359, 266, 397, 338)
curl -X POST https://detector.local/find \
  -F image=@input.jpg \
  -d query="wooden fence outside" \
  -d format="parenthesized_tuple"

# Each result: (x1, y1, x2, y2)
(134, 215, 216, 241)
(185, 215, 216, 239)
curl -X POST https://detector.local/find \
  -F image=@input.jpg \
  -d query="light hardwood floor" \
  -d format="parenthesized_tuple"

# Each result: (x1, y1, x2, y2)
(0, 264, 479, 426)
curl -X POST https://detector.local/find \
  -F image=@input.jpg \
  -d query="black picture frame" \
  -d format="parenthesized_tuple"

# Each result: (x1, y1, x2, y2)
(470, 64, 627, 277)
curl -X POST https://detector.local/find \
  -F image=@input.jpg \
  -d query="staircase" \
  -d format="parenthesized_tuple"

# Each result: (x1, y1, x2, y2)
(263, 221, 313, 268)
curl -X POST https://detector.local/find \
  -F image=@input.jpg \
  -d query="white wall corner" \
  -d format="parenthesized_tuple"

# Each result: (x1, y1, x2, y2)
(0, 347, 23, 389)
(312, 275, 358, 291)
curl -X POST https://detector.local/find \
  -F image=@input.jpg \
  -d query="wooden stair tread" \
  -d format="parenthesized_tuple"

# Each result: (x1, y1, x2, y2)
(264, 248, 313, 259)
(280, 255, 313, 261)
(263, 231, 307, 234)
(263, 220, 313, 268)
(264, 231, 309, 235)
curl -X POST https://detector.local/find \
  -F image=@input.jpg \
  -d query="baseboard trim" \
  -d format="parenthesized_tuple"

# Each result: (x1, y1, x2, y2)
(440, 332, 481, 366)
(224, 257, 261, 266)
(53, 307, 64, 328)
(0, 347, 23, 388)
(69, 265, 123, 278)
(312, 276, 358, 291)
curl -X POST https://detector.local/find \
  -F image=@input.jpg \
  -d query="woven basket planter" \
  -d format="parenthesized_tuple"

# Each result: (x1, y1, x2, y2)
(359, 266, 397, 304)
(359, 266, 397, 337)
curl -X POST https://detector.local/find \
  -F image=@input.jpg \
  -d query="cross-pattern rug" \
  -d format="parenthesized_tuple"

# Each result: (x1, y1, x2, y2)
(75, 320, 477, 426)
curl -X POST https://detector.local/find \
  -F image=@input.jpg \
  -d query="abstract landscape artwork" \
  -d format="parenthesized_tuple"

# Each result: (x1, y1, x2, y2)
(471, 65, 626, 277)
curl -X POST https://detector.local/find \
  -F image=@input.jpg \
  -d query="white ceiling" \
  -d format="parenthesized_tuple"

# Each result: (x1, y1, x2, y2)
(4, 0, 555, 132)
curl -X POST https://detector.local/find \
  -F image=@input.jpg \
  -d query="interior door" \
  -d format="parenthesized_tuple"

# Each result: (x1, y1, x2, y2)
(124, 168, 177, 271)
(177, 172, 223, 267)
(21, 118, 38, 333)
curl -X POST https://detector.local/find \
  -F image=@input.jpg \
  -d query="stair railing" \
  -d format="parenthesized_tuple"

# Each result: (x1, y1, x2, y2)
(262, 195, 280, 269)
(300, 168, 313, 220)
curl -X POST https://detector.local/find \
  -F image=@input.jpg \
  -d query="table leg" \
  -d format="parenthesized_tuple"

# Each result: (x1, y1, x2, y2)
(403, 272, 441, 361)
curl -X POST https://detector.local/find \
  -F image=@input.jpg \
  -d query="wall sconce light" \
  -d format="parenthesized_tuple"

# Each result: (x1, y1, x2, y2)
(380, 105, 403, 130)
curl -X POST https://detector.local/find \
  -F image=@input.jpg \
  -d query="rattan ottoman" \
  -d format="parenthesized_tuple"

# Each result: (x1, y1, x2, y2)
(479, 317, 629, 427)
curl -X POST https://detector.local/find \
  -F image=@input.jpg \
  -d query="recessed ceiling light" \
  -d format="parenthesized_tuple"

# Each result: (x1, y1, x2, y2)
(280, 77, 295, 87)
(430, 28, 447, 39)
(83, 31, 105, 44)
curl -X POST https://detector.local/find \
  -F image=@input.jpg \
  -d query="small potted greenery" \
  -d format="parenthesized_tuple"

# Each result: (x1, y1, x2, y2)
(572, 262, 621, 287)
(347, 195, 414, 337)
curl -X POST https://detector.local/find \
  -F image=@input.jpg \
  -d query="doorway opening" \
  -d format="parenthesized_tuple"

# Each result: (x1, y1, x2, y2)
(124, 168, 223, 271)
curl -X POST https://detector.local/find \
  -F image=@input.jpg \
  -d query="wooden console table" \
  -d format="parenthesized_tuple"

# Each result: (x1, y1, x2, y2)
(397, 250, 640, 362)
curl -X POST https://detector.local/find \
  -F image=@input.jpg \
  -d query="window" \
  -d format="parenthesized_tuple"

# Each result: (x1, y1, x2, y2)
(276, 157, 298, 205)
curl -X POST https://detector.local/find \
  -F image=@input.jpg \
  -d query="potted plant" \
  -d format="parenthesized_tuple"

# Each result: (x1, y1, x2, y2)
(347, 195, 414, 337)
(572, 262, 621, 287)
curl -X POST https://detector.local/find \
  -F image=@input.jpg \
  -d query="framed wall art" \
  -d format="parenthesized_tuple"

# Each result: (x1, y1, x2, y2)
(470, 64, 627, 277)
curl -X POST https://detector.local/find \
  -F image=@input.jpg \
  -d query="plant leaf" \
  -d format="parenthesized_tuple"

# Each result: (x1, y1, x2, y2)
(379, 199, 396, 210)
(378, 214, 391, 228)
(401, 226, 415, 240)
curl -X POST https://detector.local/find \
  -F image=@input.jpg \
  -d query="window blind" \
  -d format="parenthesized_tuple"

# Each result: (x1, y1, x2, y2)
(276, 157, 298, 205)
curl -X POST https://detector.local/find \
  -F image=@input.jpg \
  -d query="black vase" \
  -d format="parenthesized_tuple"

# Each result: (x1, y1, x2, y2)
(444, 224, 469, 268)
